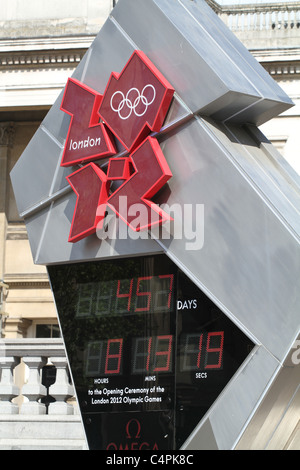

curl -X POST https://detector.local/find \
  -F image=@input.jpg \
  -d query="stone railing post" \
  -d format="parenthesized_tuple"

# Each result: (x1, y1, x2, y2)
(218, 1, 300, 33)
(20, 356, 47, 415)
(48, 356, 74, 415)
(0, 339, 78, 415)
(0, 356, 19, 414)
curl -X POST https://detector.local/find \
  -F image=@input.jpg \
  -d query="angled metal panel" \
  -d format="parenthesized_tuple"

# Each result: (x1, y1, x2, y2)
(10, 126, 63, 215)
(111, 0, 293, 123)
(157, 116, 300, 363)
(235, 335, 300, 450)
(182, 345, 280, 449)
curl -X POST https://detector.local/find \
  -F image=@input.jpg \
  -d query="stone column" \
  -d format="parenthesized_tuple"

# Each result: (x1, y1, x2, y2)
(4, 318, 32, 339)
(0, 123, 15, 281)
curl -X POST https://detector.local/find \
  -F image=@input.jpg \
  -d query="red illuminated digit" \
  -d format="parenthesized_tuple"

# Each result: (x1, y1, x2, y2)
(105, 339, 123, 374)
(132, 337, 152, 374)
(158, 274, 174, 309)
(205, 331, 224, 369)
(116, 279, 133, 312)
(196, 334, 204, 369)
(135, 277, 152, 312)
(153, 335, 173, 372)
(182, 334, 203, 371)
(146, 337, 152, 372)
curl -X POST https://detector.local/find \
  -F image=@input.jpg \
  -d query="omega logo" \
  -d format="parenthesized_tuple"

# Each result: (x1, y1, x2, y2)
(126, 418, 141, 439)
(106, 418, 159, 450)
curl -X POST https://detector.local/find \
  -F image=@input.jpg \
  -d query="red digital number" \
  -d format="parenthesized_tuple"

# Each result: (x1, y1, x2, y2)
(158, 274, 174, 309)
(197, 333, 204, 369)
(132, 335, 173, 374)
(146, 337, 152, 372)
(182, 331, 224, 371)
(116, 279, 133, 312)
(205, 331, 224, 369)
(135, 276, 152, 312)
(131, 336, 152, 374)
(153, 335, 173, 372)
(105, 338, 123, 374)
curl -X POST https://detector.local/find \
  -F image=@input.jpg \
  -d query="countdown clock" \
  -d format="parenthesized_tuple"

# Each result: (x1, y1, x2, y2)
(48, 255, 254, 450)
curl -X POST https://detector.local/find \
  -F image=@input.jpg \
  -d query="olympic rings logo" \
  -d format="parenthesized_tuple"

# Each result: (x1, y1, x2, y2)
(110, 84, 156, 120)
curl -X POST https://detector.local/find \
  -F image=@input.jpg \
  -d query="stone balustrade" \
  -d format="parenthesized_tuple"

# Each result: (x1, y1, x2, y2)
(217, 1, 300, 32)
(0, 338, 77, 416)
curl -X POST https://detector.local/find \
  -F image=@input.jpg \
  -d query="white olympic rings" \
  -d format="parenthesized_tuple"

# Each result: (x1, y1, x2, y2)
(110, 84, 156, 120)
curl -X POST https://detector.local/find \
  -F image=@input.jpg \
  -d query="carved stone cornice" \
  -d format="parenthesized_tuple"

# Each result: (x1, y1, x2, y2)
(6, 224, 28, 241)
(262, 60, 300, 78)
(0, 49, 85, 70)
(205, 0, 222, 14)
(4, 273, 50, 289)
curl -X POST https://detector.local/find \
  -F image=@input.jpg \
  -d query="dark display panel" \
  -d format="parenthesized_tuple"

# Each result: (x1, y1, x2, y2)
(48, 255, 254, 449)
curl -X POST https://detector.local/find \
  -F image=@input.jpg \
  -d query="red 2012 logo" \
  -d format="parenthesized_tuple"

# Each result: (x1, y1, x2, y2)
(60, 50, 174, 243)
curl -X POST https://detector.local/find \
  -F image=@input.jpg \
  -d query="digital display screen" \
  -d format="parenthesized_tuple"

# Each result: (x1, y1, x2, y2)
(48, 255, 254, 450)
(76, 275, 174, 317)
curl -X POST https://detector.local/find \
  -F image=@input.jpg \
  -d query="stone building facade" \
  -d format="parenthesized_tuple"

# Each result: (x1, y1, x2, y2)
(0, 0, 299, 450)
(0, 1, 116, 338)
